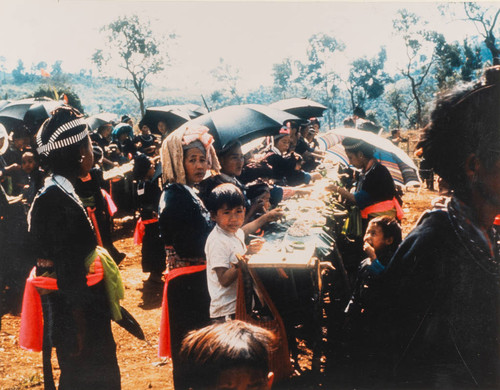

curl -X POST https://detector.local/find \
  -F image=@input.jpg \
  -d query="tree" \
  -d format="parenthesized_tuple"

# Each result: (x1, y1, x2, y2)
(32, 87, 85, 113)
(385, 83, 411, 130)
(463, 3, 500, 64)
(272, 58, 293, 98)
(461, 38, 483, 82)
(12, 59, 26, 84)
(429, 32, 462, 89)
(393, 9, 436, 128)
(93, 15, 172, 116)
(210, 58, 242, 105)
(296, 33, 345, 127)
(346, 47, 390, 110)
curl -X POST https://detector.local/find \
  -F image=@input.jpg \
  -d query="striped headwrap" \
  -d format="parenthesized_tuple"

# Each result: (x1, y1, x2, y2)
(36, 117, 89, 156)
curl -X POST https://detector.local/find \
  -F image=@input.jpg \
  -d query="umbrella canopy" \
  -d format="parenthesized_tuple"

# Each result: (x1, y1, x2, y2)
(317, 128, 420, 187)
(86, 112, 118, 131)
(269, 98, 327, 119)
(189, 104, 301, 151)
(0, 97, 64, 134)
(111, 123, 134, 142)
(0, 100, 10, 111)
(142, 104, 206, 135)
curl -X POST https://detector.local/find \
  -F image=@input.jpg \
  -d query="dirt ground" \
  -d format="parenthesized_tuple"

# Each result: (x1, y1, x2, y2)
(0, 187, 436, 390)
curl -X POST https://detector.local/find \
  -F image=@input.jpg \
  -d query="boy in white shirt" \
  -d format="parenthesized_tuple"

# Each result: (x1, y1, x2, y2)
(205, 183, 263, 322)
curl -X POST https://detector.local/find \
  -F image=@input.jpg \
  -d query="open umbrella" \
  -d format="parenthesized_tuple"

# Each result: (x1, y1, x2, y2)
(269, 98, 327, 119)
(142, 104, 205, 135)
(0, 97, 64, 134)
(0, 100, 10, 111)
(86, 112, 118, 131)
(317, 128, 420, 187)
(189, 104, 301, 151)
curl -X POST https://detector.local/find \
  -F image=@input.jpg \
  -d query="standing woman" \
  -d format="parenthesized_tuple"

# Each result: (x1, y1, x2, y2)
(27, 106, 121, 389)
(329, 138, 402, 233)
(157, 124, 220, 388)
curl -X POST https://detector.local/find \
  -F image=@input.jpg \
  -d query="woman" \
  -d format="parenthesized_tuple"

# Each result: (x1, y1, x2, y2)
(198, 140, 283, 234)
(264, 126, 312, 186)
(158, 124, 221, 388)
(362, 67, 500, 388)
(158, 124, 220, 269)
(329, 138, 401, 232)
(26, 106, 121, 389)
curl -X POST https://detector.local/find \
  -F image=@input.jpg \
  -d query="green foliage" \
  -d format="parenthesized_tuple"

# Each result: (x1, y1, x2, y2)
(210, 58, 242, 105)
(463, 3, 500, 63)
(347, 47, 390, 110)
(31, 86, 85, 113)
(93, 15, 172, 116)
(461, 38, 483, 82)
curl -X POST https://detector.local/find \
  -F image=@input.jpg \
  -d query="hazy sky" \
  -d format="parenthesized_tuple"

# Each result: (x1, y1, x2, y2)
(0, 1, 485, 94)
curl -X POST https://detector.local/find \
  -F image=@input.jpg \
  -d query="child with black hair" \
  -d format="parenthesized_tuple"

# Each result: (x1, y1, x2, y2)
(20, 150, 45, 206)
(179, 320, 275, 390)
(204, 183, 264, 322)
(345, 216, 402, 317)
(133, 154, 165, 283)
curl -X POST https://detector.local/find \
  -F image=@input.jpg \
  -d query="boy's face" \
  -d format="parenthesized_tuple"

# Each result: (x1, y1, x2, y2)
(213, 204, 245, 234)
(363, 222, 393, 253)
(213, 367, 273, 390)
(21, 155, 36, 174)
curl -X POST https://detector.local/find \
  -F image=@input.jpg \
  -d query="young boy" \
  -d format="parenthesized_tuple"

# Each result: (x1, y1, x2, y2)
(179, 320, 275, 390)
(20, 151, 44, 206)
(205, 183, 264, 322)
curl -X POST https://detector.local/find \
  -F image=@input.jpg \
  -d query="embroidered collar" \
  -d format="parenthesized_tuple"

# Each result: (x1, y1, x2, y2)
(271, 146, 282, 156)
(220, 172, 244, 189)
(448, 196, 499, 277)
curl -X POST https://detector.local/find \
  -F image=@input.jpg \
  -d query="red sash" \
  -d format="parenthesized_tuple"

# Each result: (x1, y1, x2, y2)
(360, 197, 404, 221)
(133, 218, 159, 245)
(19, 258, 104, 352)
(158, 265, 206, 358)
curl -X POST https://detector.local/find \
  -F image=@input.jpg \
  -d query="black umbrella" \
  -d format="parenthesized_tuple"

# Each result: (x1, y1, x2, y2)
(269, 98, 327, 119)
(86, 112, 118, 131)
(0, 97, 64, 133)
(190, 104, 301, 151)
(142, 104, 205, 135)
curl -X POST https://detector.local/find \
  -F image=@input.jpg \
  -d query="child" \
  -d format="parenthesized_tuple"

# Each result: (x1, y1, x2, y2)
(179, 320, 275, 390)
(205, 183, 264, 322)
(133, 154, 165, 283)
(345, 215, 402, 316)
(20, 151, 44, 206)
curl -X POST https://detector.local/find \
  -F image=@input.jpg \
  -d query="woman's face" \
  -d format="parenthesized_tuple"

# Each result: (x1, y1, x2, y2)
(346, 151, 365, 170)
(79, 137, 94, 178)
(276, 136, 291, 154)
(220, 145, 244, 177)
(184, 147, 208, 186)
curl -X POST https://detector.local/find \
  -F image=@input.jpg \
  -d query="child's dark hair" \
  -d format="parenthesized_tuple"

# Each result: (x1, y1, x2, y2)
(206, 183, 245, 213)
(246, 181, 270, 203)
(179, 320, 275, 389)
(22, 150, 38, 163)
(370, 215, 402, 252)
(133, 153, 151, 181)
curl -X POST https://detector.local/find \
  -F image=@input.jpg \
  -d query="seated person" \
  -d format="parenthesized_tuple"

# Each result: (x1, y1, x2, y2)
(134, 121, 156, 156)
(263, 127, 311, 186)
(179, 320, 275, 390)
(205, 183, 264, 322)
(199, 141, 283, 233)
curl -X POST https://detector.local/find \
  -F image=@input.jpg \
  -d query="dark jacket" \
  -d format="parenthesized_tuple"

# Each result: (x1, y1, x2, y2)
(368, 205, 500, 388)
(159, 183, 213, 259)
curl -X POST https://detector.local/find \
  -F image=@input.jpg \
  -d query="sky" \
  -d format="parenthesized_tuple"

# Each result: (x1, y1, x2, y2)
(0, 0, 490, 94)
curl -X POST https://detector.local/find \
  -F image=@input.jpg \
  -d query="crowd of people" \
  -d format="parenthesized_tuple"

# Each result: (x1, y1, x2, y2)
(0, 66, 499, 389)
